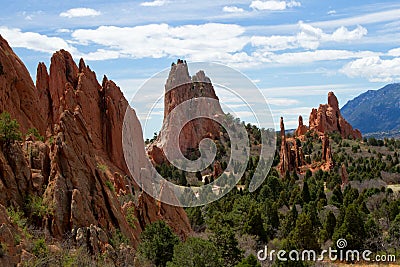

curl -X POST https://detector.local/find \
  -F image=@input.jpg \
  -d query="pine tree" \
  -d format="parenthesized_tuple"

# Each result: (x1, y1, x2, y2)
(291, 213, 320, 251)
(138, 220, 179, 267)
(301, 181, 311, 204)
(167, 237, 222, 267)
(211, 227, 243, 267)
(196, 171, 202, 181)
(333, 204, 366, 250)
(178, 171, 187, 186)
(280, 205, 298, 238)
(236, 254, 261, 267)
(324, 210, 336, 240)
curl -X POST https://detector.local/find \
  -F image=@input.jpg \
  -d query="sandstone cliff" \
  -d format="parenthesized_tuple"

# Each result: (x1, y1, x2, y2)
(0, 35, 190, 266)
(0, 36, 46, 134)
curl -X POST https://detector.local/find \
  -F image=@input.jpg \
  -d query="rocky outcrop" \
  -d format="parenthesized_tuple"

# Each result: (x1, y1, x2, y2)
(0, 204, 25, 267)
(321, 134, 334, 170)
(0, 35, 46, 134)
(148, 59, 223, 165)
(0, 36, 191, 265)
(309, 92, 362, 139)
(43, 52, 190, 243)
(0, 143, 32, 207)
(278, 117, 305, 175)
(295, 115, 308, 137)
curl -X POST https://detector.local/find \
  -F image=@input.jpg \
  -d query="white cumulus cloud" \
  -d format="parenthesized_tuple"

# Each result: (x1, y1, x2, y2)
(250, 0, 301, 11)
(223, 6, 245, 13)
(328, 25, 368, 42)
(388, 47, 400, 57)
(140, 0, 168, 7)
(71, 23, 252, 66)
(340, 56, 400, 82)
(0, 26, 78, 54)
(252, 22, 368, 52)
(60, 8, 101, 18)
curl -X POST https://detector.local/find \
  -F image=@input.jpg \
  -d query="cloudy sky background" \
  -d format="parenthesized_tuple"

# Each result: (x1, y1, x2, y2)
(1, 0, 400, 136)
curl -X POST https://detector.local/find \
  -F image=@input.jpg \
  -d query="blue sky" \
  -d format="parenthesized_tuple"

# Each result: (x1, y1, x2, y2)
(1, 0, 400, 137)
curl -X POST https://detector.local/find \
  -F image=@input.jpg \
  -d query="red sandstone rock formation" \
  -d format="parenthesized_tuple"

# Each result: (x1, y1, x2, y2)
(148, 59, 223, 165)
(309, 92, 362, 139)
(213, 161, 223, 178)
(0, 36, 46, 134)
(321, 134, 334, 170)
(295, 115, 308, 137)
(0, 36, 191, 265)
(278, 117, 305, 175)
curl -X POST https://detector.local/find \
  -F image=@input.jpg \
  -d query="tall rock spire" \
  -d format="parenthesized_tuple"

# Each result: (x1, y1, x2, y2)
(295, 115, 308, 137)
(309, 91, 362, 139)
(148, 59, 223, 164)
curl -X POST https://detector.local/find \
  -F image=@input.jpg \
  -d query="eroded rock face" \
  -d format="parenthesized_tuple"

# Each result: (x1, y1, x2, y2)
(341, 163, 349, 189)
(0, 144, 32, 207)
(42, 52, 191, 244)
(321, 134, 334, 170)
(0, 204, 24, 267)
(148, 60, 223, 165)
(309, 92, 362, 139)
(0, 35, 46, 134)
(295, 115, 308, 137)
(0, 36, 191, 265)
(278, 117, 305, 175)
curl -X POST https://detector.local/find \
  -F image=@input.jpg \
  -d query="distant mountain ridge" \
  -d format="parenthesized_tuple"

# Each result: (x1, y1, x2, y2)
(341, 83, 400, 136)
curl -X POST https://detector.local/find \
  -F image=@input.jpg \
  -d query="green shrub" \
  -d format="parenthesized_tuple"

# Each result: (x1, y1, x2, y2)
(0, 112, 22, 144)
(25, 195, 52, 220)
(14, 234, 21, 245)
(109, 229, 129, 249)
(167, 237, 222, 267)
(97, 163, 108, 172)
(105, 180, 115, 192)
(236, 254, 261, 267)
(138, 220, 179, 267)
(26, 128, 44, 142)
(7, 207, 27, 229)
(126, 206, 137, 229)
(32, 238, 48, 257)
(0, 242, 7, 257)
(6, 207, 32, 239)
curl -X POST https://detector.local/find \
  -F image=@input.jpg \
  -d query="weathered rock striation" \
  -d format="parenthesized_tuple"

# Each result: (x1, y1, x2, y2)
(295, 115, 308, 137)
(321, 134, 334, 170)
(0, 36, 46, 134)
(278, 117, 305, 175)
(148, 59, 224, 165)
